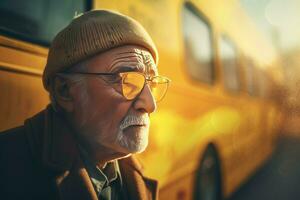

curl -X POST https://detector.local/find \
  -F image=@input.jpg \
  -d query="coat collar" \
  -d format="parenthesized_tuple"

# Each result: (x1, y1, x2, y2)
(42, 105, 78, 171)
(26, 105, 158, 200)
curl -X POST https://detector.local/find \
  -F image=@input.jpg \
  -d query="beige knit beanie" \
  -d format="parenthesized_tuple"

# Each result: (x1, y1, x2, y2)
(43, 9, 158, 91)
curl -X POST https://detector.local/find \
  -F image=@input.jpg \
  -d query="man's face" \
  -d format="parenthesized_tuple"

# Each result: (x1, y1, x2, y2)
(69, 45, 157, 156)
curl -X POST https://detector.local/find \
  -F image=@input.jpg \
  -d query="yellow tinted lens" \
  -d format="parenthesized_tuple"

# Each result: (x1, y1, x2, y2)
(122, 72, 145, 100)
(149, 76, 169, 102)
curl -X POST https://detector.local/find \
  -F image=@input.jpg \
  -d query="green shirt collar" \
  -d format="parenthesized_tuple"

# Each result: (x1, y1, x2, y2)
(78, 146, 123, 195)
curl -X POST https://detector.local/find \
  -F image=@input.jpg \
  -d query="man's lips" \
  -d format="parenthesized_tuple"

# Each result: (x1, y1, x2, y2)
(119, 115, 150, 130)
(122, 124, 148, 131)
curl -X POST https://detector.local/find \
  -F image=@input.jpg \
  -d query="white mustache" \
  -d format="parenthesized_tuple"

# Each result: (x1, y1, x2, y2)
(120, 115, 150, 130)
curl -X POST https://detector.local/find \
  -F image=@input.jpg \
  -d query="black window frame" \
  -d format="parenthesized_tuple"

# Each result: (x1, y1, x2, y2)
(0, 0, 92, 47)
(219, 34, 241, 93)
(181, 2, 215, 85)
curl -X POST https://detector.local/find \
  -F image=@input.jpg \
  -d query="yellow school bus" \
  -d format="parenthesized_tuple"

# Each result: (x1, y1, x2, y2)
(0, 0, 283, 199)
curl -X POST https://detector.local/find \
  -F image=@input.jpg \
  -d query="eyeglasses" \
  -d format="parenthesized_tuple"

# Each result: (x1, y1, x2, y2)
(60, 71, 171, 102)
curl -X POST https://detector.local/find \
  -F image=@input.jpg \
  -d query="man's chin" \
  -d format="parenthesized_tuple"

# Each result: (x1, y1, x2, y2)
(115, 127, 149, 154)
(120, 145, 147, 154)
(116, 139, 148, 154)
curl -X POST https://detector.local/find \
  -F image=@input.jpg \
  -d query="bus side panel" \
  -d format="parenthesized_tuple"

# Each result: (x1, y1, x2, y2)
(0, 41, 48, 131)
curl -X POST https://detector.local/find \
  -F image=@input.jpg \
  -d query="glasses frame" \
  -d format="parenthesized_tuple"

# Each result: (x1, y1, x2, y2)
(57, 71, 171, 102)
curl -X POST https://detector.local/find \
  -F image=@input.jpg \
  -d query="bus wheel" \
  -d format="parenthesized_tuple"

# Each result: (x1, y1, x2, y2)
(194, 146, 222, 200)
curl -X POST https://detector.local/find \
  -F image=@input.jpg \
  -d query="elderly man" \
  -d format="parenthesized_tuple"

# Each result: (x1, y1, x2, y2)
(0, 10, 170, 200)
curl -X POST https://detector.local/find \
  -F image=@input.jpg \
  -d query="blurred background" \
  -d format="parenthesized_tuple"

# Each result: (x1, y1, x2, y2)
(240, 0, 300, 136)
(1, 0, 300, 200)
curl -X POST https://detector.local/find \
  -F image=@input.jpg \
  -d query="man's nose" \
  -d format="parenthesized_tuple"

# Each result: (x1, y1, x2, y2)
(133, 84, 157, 114)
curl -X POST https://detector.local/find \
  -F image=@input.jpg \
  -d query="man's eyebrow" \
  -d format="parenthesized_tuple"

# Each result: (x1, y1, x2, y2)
(111, 66, 137, 73)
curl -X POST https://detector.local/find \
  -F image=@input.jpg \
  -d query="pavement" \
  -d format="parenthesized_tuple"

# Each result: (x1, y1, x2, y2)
(228, 135, 300, 200)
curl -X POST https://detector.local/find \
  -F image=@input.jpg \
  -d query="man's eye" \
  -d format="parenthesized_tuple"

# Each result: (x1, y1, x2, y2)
(104, 74, 122, 83)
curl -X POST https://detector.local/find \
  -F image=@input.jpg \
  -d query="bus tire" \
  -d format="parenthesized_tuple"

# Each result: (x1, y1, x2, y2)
(193, 145, 222, 200)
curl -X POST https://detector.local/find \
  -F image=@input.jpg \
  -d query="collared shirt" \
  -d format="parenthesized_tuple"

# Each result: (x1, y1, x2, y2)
(79, 146, 125, 200)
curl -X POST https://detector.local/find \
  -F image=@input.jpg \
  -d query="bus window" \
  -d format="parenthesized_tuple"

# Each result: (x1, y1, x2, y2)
(220, 36, 240, 92)
(181, 3, 214, 84)
(245, 59, 256, 96)
(257, 69, 269, 98)
(0, 0, 89, 46)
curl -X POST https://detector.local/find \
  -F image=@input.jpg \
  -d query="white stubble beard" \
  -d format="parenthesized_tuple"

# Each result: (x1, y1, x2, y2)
(116, 115, 150, 153)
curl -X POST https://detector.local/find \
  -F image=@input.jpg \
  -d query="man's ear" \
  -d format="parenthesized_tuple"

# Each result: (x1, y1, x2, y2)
(53, 75, 74, 112)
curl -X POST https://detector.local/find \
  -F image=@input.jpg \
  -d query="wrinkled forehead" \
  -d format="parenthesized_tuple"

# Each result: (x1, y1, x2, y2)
(85, 45, 158, 75)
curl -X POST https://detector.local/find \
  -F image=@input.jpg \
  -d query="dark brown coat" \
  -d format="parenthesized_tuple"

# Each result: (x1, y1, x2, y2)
(0, 106, 158, 200)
